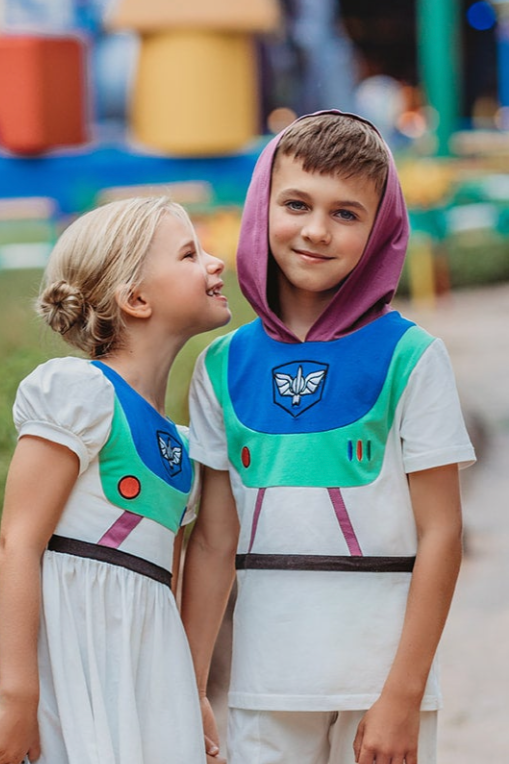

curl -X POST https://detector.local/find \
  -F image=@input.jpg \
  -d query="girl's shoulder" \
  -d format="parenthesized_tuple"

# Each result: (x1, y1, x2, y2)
(14, 357, 115, 473)
(18, 356, 113, 405)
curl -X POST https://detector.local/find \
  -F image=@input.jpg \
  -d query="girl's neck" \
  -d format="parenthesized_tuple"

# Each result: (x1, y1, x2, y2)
(99, 335, 185, 416)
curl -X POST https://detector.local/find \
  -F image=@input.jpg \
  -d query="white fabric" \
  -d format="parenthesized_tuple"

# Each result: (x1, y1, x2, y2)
(14, 357, 113, 475)
(189, 337, 475, 713)
(227, 708, 438, 764)
(14, 358, 205, 764)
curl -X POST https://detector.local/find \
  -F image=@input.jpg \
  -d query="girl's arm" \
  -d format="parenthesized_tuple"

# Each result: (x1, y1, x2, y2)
(171, 527, 185, 599)
(353, 463, 463, 764)
(0, 436, 79, 764)
(181, 467, 239, 763)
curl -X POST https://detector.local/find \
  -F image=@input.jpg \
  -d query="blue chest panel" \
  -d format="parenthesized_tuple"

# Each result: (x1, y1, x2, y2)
(92, 361, 193, 493)
(227, 312, 415, 434)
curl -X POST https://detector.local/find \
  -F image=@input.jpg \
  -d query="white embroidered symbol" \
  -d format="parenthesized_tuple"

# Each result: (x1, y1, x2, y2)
(158, 435, 182, 467)
(274, 366, 326, 407)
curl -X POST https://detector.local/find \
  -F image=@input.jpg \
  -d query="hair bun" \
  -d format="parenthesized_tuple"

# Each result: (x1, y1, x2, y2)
(38, 279, 86, 335)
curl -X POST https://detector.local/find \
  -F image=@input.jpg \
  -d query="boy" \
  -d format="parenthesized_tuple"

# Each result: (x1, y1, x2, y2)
(182, 112, 475, 764)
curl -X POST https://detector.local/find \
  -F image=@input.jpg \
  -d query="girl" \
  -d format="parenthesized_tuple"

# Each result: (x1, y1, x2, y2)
(0, 197, 230, 764)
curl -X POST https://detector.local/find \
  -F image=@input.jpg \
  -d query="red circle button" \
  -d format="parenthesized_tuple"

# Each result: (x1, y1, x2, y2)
(241, 447, 251, 468)
(118, 475, 141, 499)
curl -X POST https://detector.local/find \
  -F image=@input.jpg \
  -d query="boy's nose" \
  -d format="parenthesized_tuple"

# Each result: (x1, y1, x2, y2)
(302, 216, 331, 244)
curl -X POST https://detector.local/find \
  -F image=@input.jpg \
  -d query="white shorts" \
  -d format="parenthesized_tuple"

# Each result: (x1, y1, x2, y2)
(227, 708, 437, 764)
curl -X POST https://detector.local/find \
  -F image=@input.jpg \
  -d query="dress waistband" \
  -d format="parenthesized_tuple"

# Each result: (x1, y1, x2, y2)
(235, 553, 416, 573)
(47, 535, 173, 589)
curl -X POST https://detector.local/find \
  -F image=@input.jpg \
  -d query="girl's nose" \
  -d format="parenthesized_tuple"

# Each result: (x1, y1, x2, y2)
(205, 251, 225, 274)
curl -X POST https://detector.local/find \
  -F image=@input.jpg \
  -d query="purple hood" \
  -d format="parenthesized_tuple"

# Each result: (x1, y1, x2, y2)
(236, 110, 409, 343)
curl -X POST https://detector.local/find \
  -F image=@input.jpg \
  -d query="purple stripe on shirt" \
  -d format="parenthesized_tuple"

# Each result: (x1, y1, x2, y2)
(98, 511, 143, 548)
(248, 488, 266, 553)
(327, 487, 362, 556)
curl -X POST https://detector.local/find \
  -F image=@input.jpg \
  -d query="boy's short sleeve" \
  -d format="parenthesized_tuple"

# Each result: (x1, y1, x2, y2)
(13, 357, 114, 475)
(188, 349, 230, 471)
(400, 339, 476, 473)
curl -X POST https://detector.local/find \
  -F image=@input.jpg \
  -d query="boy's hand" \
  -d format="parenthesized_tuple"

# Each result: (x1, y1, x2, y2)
(201, 696, 226, 763)
(0, 693, 40, 764)
(352, 693, 420, 764)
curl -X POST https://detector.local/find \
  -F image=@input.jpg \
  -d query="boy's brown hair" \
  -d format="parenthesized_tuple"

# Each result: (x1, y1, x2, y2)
(273, 113, 389, 196)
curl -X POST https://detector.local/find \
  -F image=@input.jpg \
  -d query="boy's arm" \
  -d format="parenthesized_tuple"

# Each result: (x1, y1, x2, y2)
(353, 463, 463, 764)
(0, 436, 79, 764)
(181, 466, 239, 762)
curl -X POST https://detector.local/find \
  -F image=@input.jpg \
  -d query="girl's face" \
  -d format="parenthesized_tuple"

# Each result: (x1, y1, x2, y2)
(139, 212, 231, 338)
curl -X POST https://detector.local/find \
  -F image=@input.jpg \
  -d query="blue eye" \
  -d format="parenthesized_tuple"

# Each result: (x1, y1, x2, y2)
(335, 209, 357, 222)
(285, 200, 308, 211)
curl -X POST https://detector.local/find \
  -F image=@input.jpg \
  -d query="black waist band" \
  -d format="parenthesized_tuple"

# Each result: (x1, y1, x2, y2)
(48, 535, 172, 589)
(236, 553, 416, 573)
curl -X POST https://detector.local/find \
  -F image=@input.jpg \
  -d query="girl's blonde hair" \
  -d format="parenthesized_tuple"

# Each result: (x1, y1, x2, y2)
(37, 196, 194, 358)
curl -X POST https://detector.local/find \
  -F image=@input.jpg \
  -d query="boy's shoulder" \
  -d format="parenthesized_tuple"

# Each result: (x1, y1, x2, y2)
(201, 318, 262, 359)
(199, 312, 437, 367)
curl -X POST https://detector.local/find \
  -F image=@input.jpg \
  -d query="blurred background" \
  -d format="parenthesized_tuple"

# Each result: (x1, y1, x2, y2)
(0, 1, 507, 762)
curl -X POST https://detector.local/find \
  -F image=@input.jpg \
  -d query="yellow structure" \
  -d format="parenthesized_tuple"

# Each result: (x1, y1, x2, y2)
(407, 232, 437, 308)
(107, 0, 280, 155)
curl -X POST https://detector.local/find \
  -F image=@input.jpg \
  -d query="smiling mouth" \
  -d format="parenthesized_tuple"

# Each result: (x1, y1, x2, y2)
(206, 283, 226, 297)
(294, 249, 334, 261)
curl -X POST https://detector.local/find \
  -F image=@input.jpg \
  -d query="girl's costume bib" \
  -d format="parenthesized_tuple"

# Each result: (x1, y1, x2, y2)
(92, 361, 194, 534)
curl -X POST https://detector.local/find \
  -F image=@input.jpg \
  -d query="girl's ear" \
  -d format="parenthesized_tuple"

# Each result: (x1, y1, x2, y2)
(115, 285, 152, 319)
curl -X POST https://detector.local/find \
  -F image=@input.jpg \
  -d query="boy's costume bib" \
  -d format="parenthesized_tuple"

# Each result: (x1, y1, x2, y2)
(203, 313, 433, 575)
(206, 313, 432, 487)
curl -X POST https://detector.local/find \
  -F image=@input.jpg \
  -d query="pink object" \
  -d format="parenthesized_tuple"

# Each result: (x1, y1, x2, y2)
(327, 488, 362, 556)
(99, 511, 143, 549)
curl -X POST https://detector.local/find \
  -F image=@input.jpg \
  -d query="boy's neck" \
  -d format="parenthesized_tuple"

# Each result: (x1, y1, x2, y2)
(276, 274, 335, 342)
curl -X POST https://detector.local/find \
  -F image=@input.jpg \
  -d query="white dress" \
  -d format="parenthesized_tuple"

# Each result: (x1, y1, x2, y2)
(14, 357, 206, 764)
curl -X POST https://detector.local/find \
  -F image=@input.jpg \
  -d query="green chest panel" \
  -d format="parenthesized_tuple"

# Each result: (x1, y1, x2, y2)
(205, 325, 434, 488)
(98, 396, 194, 533)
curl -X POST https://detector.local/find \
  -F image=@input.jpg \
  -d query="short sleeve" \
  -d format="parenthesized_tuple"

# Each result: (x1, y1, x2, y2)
(13, 357, 114, 475)
(188, 349, 230, 470)
(400, 339, 476, 473)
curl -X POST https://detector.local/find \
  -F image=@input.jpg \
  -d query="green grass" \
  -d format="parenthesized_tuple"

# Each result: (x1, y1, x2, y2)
(399, 233, 509, 295)
(0, 268, 254, 512)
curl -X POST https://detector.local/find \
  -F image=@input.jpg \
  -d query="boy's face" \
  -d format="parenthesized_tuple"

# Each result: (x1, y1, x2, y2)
(268, 154, 381, 306)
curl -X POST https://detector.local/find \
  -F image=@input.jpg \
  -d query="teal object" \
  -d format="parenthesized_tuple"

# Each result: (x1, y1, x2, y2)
(416, 0, 461, 156)
(98, 397, 193, 533)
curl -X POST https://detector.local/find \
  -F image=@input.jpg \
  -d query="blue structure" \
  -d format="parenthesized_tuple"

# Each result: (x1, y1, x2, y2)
(494, 1, 509, 114)
(0, 141, 265, 215)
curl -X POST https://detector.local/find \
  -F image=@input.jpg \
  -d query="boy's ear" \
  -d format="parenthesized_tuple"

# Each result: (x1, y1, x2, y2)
(115, 285, 152, 319)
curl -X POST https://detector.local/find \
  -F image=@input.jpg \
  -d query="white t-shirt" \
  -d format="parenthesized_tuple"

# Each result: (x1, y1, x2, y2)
(189, 316, 475, 712)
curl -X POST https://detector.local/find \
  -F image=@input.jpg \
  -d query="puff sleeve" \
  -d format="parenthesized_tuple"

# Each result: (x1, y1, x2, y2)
(13, 357, 114, 475)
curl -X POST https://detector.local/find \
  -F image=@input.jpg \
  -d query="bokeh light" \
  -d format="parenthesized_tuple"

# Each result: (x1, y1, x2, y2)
(267, 108, 297, 134)
(466, 1, 497, 31)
